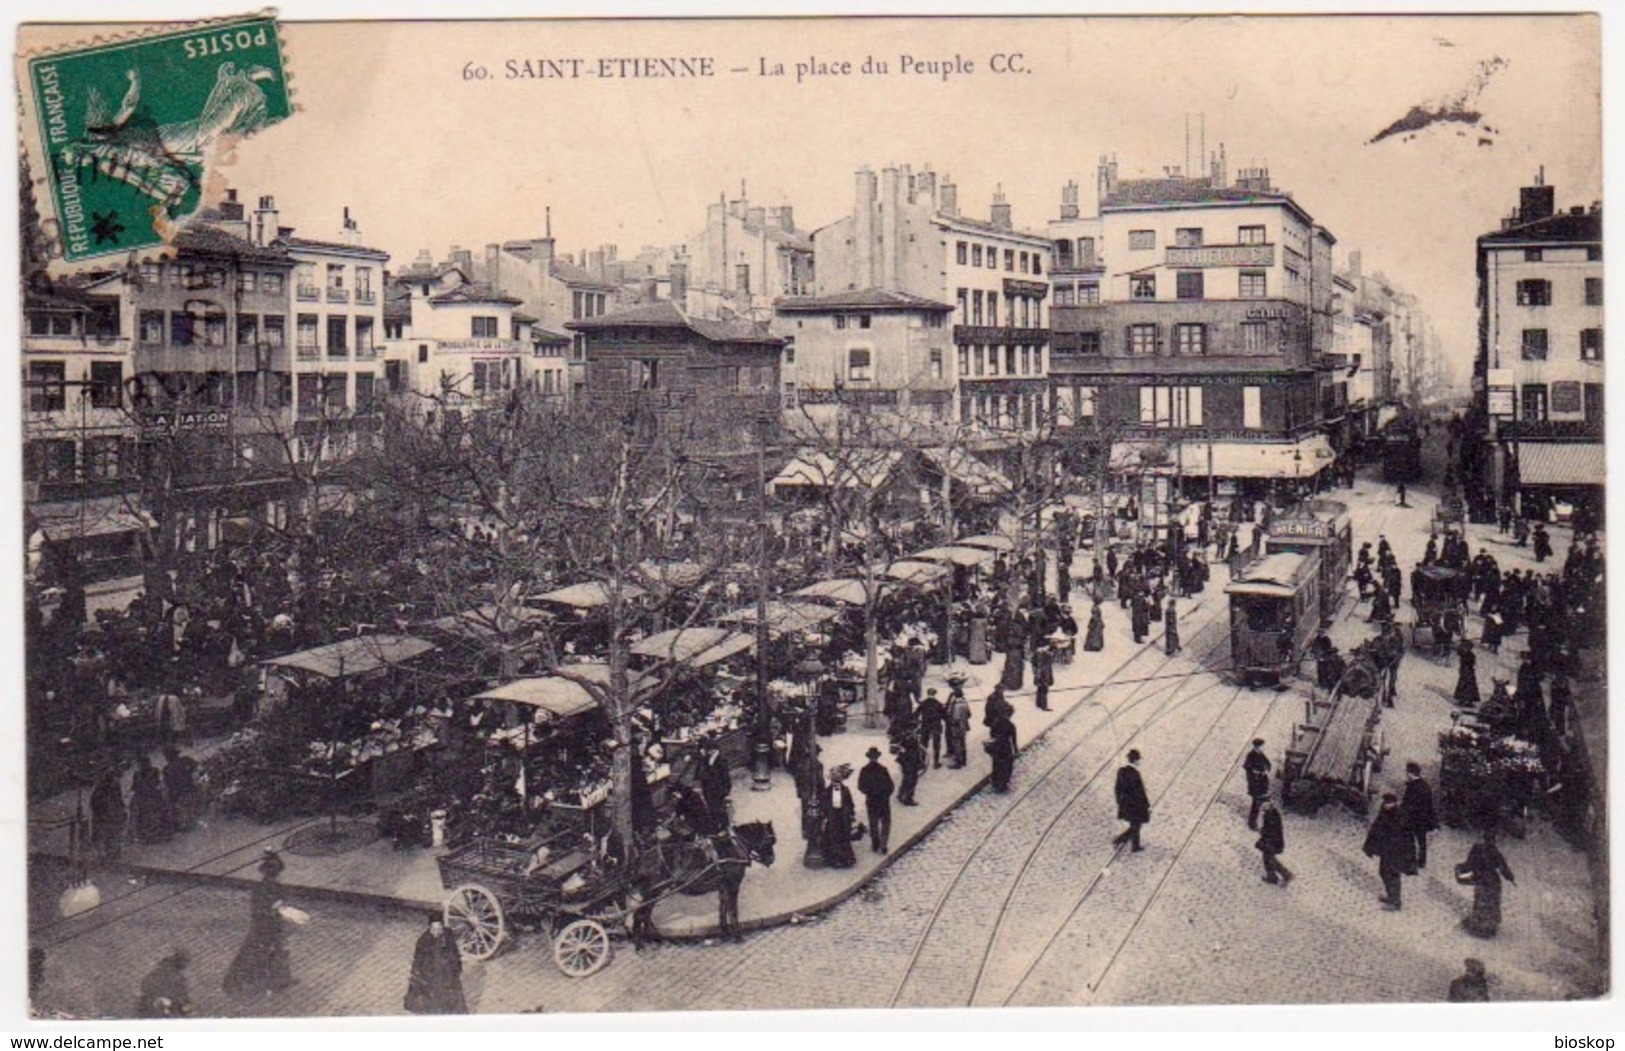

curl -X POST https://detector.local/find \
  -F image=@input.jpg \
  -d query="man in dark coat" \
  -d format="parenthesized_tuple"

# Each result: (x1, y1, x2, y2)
(1362, 792, 1414, 909)
(1112, 750, 1150, 852)
(986, 707, 1018, 793)
(89, 766, 127, 862)
(915, 688, 946, 768)
(857, 747, 895, 854)
(1243, 738, 1272, 830)
(1130, 592, 1150, 644)
(894, 725, 925, 807)
(1032, 642, 1054, 711)
(1399, 762, 1439, 872)
(697, 743, 732, 835)
(1255, 799, 1293, 885)
(1163, 599, 1180, 655)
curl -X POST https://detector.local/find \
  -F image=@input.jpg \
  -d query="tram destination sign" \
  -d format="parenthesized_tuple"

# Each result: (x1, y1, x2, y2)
(1270, 516, 1335, 539)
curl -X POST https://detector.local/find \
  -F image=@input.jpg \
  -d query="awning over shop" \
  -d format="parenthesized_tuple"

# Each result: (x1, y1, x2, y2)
(881, 560, 950, 586)
(791, 578, 871, 606)
(957, 534, 1016, 552)
(920, 447, 1011, 499)
(1116, 435, 1338, 479)
(768, 449, 902, 493)
(262, 635, 437, 679)
(532, 581, 646, 609)
(714, 599, 840, 634)
(909, 545, 997, 568)
(631, 627, 755, 667)
(30, 496, 156, 542)
(473, 677, 600, 719)
(1518, 442, 1605, 487)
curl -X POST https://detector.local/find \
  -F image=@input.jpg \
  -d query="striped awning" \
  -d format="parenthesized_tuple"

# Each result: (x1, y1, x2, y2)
(1518, 442, 1604, 487)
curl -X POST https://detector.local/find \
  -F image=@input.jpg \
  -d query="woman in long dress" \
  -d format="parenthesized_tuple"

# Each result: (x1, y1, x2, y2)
(404, 917, 467, 1014)
(1083, 600, 1106, 652)
(1453, 638, 1481, 708)
(820, 765, 857, 869)
(1458, 829, 1516, 938)
(223, 851, 296, 997)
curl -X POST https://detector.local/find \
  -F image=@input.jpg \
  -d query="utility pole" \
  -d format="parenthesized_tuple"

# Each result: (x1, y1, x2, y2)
(752, 410, 773, 790)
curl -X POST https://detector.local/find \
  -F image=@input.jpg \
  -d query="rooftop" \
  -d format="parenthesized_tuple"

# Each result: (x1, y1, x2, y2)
(283, 235, 390, 260)
(1479, 208, 1602, 245)
(172, 224, 294, 265)
(566, 299, 782, 345)
(427, 282, 524, 306)
(550, 258, 620, 290)
(774, 288, 955, 313)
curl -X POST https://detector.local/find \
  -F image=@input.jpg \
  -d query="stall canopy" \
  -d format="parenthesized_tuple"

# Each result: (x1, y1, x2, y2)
(920, 447, 1011, 499)
(631, 627, 755, 667)
(262, 635, 437, 679)
(1518, 443, 1605, 487)
(790, 578, 870, 606)
(532, 581, 645, 609)
(714, 599, 840, 634)
(473, 677, 600, 719)
(909, 545, 997, 568)
(768, 449, 903, 494)
(30, 496, 156, 542)
(882, 560, 951, 586)
(425, 604, 551, 640)
(957, 534, 1017, 553)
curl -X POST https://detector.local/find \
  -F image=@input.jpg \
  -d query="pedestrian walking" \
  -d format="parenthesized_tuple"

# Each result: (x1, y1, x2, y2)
(1255, 800, 1294, 885)
(895, 727, 925, 807)
(1112, 750, 1150, 852)
(945, 678, 972, 769)
(1084, 599, 1105, 652)
(1369, 586, 1393, 625)
(1453, 638, 1481, 708)
(1533, 523, 1552, 563)
(128, 752, 170, 845)
(1243, 738, 1271, 830)
(1362, 793, 1413, 910)
(403, 916, 467, 1014)
(88, 766, 126, 862)
(1032, 642, 1054, 711)
(223, 850, 298, 998)
(819, 765, 858, 870)
(1456, 828, 1516, 938)
(1448, 958, 1491, 1002)
(136, 950, 192, 1018)
(916, 688, 946, 768)
(857, 747, 895, 854)
(1396, 481, 1409, 507)
(1163, 599, 1180, 655)
(985, 706, 1018, 792)
(983, 684, 1014, 727)
(1131, 592, 1150, 644)
(1399, 762, 1438, 872)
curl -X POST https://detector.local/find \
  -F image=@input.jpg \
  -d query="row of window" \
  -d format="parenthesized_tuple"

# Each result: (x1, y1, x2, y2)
(1130, 270, 1269, 301)
(1052, 283, 1101, 307)
(1128, 225, 1268, 252)
(1053, 321, 1279, 357)
(1052, 237, 1098, 270)
(295, 263, 374, 298)
(1517, 381, 1604, 423)
(1514, 278, 1603, 307)
(954, 344, 1045, 379)
(140, 261, 289, 295)
(955, 241, 1045, 276)
(1520, 327, 1604, 362)
(959, 390, 1046, 431)
(26, 361, 124, 411)
(1052, 384, 1270, 430)
(1519, 246, 1602, 263)
(572, 291, 610, 320)
(955, 288, 1044, 328)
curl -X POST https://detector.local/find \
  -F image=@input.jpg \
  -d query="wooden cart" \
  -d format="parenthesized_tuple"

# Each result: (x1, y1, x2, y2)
(1280, 656, 1390, 815)
(437, 825, 629, 977)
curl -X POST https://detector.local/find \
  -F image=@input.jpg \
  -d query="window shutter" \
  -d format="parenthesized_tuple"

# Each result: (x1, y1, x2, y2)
(1139, 386, 1156, 424)
(1187, 386, 1204, 426)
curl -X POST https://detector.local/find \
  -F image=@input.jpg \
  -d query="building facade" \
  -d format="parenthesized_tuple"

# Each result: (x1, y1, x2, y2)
(1470, 175, 1603, 520)
(810, 163, 1053, 431)
(1047, 157, 1338, 498)
(381, 262, 539, 409)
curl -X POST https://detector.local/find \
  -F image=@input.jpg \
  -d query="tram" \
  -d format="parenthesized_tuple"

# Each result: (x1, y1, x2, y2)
(1263, 499, 1353, 626)
(1380, 424, 1423, 485)
(1225, 552, 1322, 688)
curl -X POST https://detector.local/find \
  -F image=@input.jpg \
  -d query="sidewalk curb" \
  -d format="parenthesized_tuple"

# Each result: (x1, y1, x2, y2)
(660, 593, 1216, 943)
(32, 591, 1220, 946)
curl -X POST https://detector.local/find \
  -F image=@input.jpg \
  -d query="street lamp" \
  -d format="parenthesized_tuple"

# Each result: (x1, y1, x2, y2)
(1292, 447, 1303, 507)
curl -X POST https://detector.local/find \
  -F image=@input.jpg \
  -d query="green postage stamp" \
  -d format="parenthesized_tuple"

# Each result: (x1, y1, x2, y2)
(20, 13, 291, 265)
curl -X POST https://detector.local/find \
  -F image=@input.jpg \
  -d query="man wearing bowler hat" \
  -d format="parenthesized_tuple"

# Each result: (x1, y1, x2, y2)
(857, 746, 895, 854)
(1113, 750, 1151, 852)
(1243, 738, 1272, 831)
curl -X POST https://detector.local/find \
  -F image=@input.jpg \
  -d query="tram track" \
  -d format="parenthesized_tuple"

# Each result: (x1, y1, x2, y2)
(886, 606, 1236, 1008)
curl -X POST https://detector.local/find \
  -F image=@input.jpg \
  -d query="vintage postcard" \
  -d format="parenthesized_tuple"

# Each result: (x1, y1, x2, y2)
(13, 6, 1609, 1029)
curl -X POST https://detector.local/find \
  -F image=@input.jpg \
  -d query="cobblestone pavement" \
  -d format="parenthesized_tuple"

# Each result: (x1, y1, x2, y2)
(29, 471, 1604, 1018)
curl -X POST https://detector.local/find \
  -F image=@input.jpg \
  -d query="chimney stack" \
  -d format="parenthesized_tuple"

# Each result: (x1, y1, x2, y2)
(253, 194, 279, 247)
(916, 166, 937, 206)
(670, 257, 689, 303)
(1347, 250, 1362, 279)
(1060, 180, 1080, 221)
(1210, 143, 1228, 188)
(990, 184, 1012, 230)
(854, 166, 878, 288)
(745, 206, 766, 229)
(485, 243, 501, 286)
(1096, 155, 1119, 202)
(342, 206, 360, 245)
(1519, 178, 1556, 223)
(939, 174, 958, 217)
(219, 188, 244, 221)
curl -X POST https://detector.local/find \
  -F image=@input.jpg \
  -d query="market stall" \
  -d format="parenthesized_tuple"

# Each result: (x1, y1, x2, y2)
(1437, 717, 1548, 832)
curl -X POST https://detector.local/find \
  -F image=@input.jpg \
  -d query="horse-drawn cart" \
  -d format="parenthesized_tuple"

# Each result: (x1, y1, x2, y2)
(1409, 564, 1470, 651)
(1280, 654, 1390, 815)
(438, 826, 628, 977)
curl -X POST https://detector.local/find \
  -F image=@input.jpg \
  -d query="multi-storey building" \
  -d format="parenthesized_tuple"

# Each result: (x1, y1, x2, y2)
(1329, 250, 1398, 444)
(809, 163, 1053, 431)
(1047, 156, 1338, 500)
(381, 260, 541, 409)
(1470, 174, 1603, 521)
(680, 188, 813, 320)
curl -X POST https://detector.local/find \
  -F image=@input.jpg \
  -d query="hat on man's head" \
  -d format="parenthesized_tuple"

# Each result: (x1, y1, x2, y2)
(1251, 738, 1265, 748)
(1406, 761, 1422, 775)
(258, 849, 285, 878)
(1381, 792, 1399, 804)
(1127, 749, 1141, 762)
(865, 747, 882, 760)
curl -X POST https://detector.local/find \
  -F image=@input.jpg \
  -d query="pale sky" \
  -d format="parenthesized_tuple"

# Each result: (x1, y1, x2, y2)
(26, 14, 1602, 378)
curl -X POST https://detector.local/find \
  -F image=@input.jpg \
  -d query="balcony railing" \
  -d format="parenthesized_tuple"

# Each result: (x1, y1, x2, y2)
(355, 290, 377, 305)
(297, 343, 319, 360)
(327, 346, 350, 359)
(952, 325, 1049, 346)
(296, 286, 320, 301)
(355, 345, 378, 360)
(327, 288, 350, 304)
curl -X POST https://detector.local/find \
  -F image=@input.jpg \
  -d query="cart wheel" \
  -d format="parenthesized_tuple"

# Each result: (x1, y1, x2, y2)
(445, 883, 506, 960)
(554, 918, 612, 978)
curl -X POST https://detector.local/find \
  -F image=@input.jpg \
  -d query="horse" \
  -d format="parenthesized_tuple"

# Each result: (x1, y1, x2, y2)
(631, 820, 775, 944)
